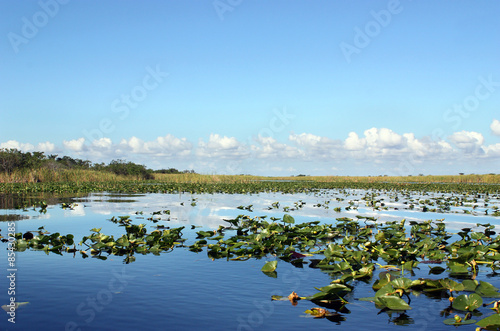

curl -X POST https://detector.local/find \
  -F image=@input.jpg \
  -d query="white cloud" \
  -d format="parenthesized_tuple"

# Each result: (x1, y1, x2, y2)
(3, 126, 499, 175)
(448, 131, 485, 153)
(252, 135, 304, 159)
(148, 134, 192, 157)
(37, 141, 56, 153)
(484, 143, 500, 157)
(197, 134, 249, 158)
(63, 138, 86, 152)
(491, 119, 500, 136)
(118, 135, 192, 157)
(0, 140, 35, 151)
(402, 133, 426, 156)
(92, 138, 112, 149)
(119, 136, 143, 153)
(344, 132, 365, 151)
(289, 133, 322, 146)
(364, 127, 404, 149)
(0, 140, 55, 155)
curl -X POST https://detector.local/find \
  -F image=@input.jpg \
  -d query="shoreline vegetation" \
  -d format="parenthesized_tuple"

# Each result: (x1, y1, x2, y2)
(0, 148, 498, 185)
(1, 169, 500, 185)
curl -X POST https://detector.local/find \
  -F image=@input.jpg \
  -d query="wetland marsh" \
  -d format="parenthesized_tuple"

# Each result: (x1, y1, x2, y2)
(2, 180, 500, 330)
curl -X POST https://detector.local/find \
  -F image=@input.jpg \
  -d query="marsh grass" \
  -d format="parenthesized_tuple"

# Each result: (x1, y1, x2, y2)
(0, 169, 131, 183)
(275, 174, 500, 184)
(152, 173, 262, 183)
(0, 169, 498, 184)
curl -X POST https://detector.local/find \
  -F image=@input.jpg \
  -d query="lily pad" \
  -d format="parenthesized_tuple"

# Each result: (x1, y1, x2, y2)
(283, 214, 295, 224)
(476, 313, 500, 328)
(376, 296, 411, 310)
(261, 260, 278, 273)
(442, 317, 476, 326)
(2, 302, 29, 312)
(452, 293, 482, 311)
(391, 277, 413, 290)
(476, 281, 500, 298)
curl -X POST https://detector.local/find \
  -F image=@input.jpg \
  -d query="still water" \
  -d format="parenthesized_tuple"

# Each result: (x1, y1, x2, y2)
(1, 190, 499, 330)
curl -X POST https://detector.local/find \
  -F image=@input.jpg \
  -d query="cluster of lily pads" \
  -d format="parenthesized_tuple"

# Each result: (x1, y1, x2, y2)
(1, 180, 499, 196)
(10, 215, 187, 264)
(6, 204, 500, 328)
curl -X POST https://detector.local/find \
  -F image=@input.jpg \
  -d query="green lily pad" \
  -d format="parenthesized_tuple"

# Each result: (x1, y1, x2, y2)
(261, 260, 278, 273)
(375, 283, 396, 297)
(283, 214, 295, 224)
(391, 277, 413, 290)
(452, 293, 482, 311)
(443, 317, 476, 326)
(439, 278, 465, 292)
(476, 281, 500, 298)
(315, 283, 351, 294)
(462, 279, 479, 292)
(476, 313, 500, 328)
(376, 296, 411, 310)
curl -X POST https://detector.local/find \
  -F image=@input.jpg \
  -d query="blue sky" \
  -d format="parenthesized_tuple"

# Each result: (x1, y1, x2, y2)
(1, 0, 499, 176)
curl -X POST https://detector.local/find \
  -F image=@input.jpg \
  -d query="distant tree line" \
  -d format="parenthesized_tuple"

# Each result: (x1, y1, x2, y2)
(0, 148, 194, 179)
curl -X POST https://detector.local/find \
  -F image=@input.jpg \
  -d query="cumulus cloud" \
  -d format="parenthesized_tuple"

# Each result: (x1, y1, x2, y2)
(448, 131, 485, 153)
(37, 141, 56, 153)
(0, 140, 35, 151)
(118, 135, 192, 157)
(344, 132, 365, 151)
(289, 133, 342, 159)
(0, 140, 56, 153)
(119, 136, 143, 153)
(63, 138, 86, 152)
(197, 134, 249, 158)
(253, 135, 304, 159)
(92, 137, 112, 149)
(484, 143, 500, 157)
(491, 119, 500, 136)
(2, 126, 499, 175)
(402, 133, 426, 156)
(151, 134, 192, 157)
(364, 128, 404, 149)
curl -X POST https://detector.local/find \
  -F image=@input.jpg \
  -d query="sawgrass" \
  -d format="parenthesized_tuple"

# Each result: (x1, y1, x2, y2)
(0, 169, 498, 184)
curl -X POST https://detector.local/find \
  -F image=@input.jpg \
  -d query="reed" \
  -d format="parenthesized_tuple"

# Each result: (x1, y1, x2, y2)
(0, 168, 130, 183)
(0, 168, 498, 184)
(152, 173, 263, 183)
(271, 174, 500, 184)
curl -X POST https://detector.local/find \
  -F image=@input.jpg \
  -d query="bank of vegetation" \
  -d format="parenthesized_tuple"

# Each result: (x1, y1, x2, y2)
(0, 148, 194, 183)
(0, 148, 499, 185)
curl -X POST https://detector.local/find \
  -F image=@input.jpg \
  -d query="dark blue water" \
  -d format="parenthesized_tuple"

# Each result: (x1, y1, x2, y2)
(1, 191, 499, 330)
